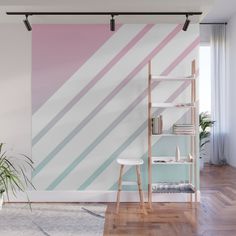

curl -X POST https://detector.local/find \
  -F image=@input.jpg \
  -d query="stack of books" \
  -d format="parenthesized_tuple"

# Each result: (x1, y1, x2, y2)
(152, 115, 163, 134)
(173, 124, 195, 135)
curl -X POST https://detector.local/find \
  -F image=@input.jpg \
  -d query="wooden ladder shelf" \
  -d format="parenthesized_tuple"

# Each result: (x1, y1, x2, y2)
(147, 60, 198, 208)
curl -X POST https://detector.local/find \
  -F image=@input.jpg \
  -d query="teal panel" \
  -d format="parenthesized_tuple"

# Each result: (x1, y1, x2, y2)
(110, 136, 199, 191)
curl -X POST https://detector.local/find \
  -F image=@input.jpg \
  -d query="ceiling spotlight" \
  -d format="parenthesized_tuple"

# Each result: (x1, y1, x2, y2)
(23, 15, 32, 31)
(182, 14, 190, 31)
(110, 15, 115, 31)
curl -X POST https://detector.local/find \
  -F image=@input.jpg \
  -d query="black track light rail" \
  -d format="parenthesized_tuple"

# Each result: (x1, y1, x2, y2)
(6, 11, 202, 16)
(7, 11, 202, 32)
(200, 22, 227, 25)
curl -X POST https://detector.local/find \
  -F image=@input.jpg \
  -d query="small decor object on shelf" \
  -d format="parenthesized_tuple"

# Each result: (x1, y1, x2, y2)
(173, 124, 195, 135)
(188, 153, 193, 162)
(175, 146, 180, 162)
(0, 189, 3, 210)
(152, 115, 163, 134)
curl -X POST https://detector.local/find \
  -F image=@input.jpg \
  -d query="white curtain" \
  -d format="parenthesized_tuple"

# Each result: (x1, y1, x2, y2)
(210, 24, 228, 165)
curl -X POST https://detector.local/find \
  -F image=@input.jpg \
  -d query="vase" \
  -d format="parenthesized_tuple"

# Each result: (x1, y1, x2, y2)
(200, 158, 204, 171)
(0, 194, 3, 210)
(175, 146, 180, 162)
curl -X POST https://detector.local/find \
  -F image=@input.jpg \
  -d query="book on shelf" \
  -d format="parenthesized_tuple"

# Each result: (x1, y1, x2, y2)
(173, 124, 195, 135)
(152, 115, 163, 134)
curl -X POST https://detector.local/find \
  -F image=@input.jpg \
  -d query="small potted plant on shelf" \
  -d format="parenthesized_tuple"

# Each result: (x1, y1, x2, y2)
(199, 112, 215, 170)
(0, 143, 34, 209)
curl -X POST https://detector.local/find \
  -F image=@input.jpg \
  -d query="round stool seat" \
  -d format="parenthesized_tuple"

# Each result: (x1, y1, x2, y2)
(117, 158, 144, 166)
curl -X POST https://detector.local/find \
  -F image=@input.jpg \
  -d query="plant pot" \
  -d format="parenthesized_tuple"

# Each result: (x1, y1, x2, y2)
(0, 194, 3, 210)
(199, 158, 204, 171)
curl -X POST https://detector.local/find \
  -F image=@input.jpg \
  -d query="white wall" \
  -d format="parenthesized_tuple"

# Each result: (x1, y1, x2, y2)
(200, 24, 211, 44)
(31, 24, 199, 192)
(0, 24, 31, 156)
(0, 23, 200, 202)
(228, 13, 236, 167)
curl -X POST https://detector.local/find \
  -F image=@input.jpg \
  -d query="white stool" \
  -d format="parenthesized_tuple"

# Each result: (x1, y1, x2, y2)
(116, 158, 145, 214)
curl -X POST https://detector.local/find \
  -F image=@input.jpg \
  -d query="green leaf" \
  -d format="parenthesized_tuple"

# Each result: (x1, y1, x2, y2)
(199, 112, 215, 148)
(0, 142, 35, 206)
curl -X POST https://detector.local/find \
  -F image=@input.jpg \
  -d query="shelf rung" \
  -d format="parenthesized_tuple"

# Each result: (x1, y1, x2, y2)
(152, 161, 193, 165)
(152, 156, 193, 165)
(151, 75, 195, 81)
(151, 102, 195, 108)
(152, 156, 177, 159)
(152, 133, 195, 137)
(121, 181, 137, 186)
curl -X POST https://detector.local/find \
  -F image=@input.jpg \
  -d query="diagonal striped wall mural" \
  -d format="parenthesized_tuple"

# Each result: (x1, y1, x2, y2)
(32, 24, 199, 191)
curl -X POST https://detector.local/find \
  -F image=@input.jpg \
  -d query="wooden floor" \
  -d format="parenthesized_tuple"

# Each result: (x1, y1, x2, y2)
(104, 164, 236, 236)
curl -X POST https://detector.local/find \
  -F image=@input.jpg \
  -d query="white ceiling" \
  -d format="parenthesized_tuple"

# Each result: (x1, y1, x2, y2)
(202, 0, 236, 22)
(0, 0, 213, 24)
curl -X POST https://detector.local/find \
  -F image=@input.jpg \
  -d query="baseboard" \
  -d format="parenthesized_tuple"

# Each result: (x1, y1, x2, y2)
(6, 191, 201, 203)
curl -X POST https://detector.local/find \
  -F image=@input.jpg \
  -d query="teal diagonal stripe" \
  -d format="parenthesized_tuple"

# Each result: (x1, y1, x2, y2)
(78, 82, 191, 190)
(109, 111, 191, 191)
(46, 89, 149, 190)
(78, 106, 165, 190)
(78, 119, 149, 190)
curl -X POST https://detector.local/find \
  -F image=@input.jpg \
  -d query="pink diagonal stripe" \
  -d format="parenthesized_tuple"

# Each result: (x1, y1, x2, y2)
(162, 37, 200, 75)
(106, 24, 182, 99)
(33, 24, 154, 146)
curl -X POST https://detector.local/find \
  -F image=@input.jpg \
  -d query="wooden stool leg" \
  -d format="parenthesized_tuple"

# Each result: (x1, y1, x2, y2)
(136, 165, 145, 214)
(116, 164, 124, 214)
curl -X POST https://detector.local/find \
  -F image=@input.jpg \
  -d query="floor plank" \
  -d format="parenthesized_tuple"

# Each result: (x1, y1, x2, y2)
(104, 164, 236, 236)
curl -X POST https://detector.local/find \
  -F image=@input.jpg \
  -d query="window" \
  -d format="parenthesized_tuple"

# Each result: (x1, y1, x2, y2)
(199, 45, 211, 113)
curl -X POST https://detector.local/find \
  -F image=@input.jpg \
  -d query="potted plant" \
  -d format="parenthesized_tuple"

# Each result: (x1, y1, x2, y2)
(199, 112, 215, 170)
(0, 143, 34, 209)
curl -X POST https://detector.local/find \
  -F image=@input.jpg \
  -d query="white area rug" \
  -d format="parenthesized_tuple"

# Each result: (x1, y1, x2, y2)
(0, 203, 106, 236)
